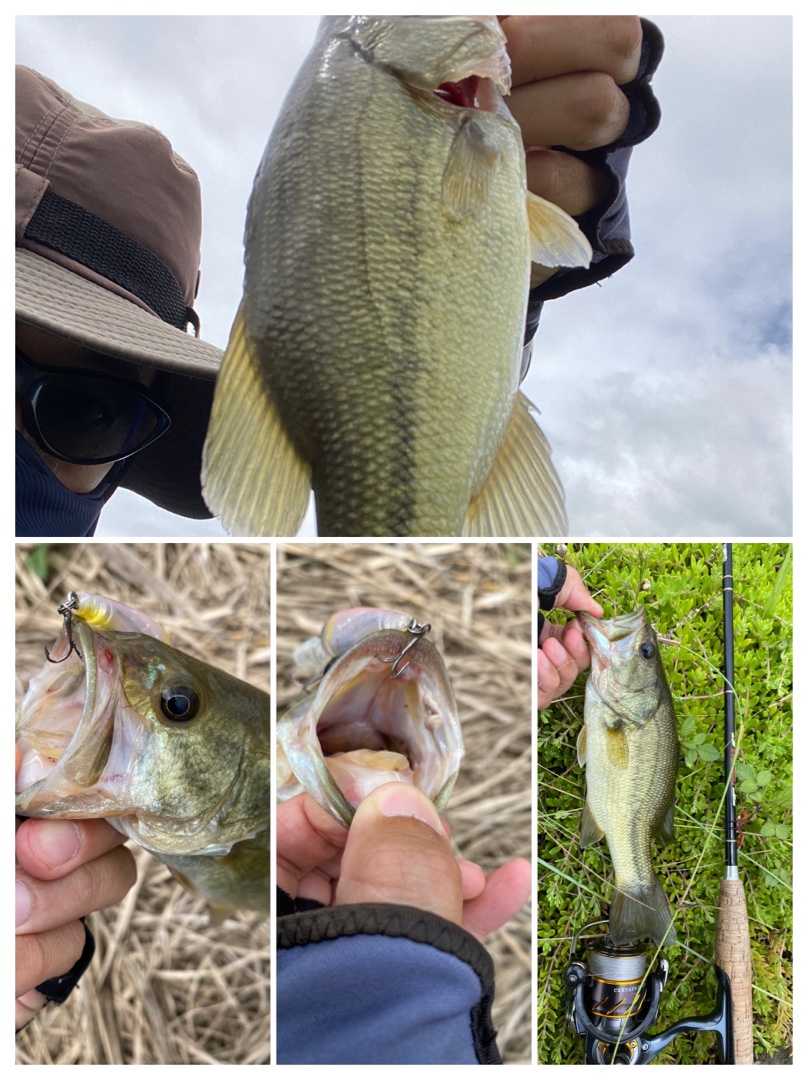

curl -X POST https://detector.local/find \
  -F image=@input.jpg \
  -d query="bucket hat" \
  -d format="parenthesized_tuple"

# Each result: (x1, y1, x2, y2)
(15, 65, 222, 519)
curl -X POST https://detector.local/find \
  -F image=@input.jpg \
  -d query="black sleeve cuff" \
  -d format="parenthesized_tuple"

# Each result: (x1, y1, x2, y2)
(35, 918, 95, 1005)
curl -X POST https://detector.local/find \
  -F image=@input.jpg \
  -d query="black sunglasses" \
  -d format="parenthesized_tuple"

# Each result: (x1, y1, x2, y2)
(16, 351, 172, 466)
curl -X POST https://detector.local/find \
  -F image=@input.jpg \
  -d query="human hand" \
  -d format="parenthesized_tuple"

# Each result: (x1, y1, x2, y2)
(278, 784, 530, 940)
(15, 811, 137, 1031)
(539, 565, 603, 710)
(499, 15, 643, 217)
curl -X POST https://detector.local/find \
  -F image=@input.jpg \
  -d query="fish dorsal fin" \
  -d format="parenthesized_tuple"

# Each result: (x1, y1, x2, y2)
(527, 190, 593, 269)
(202, 304, 310, 536)
(580, 801, 605, 848)
(462, 391, 568, 536)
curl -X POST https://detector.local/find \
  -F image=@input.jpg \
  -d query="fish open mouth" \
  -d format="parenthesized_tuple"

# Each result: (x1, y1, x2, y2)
(15, 618, 128, 817)
(578, 610, 647, 670)
(278, 629, 463, 825)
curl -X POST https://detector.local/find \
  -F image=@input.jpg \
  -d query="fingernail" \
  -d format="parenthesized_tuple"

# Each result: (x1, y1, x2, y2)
(16, 879, 31, 927)
(371, 784, 444, 835)
(31, 821, 81, 869)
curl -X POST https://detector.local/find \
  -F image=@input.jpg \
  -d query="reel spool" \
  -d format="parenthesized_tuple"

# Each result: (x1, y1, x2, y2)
(566, 929, 733, 1064)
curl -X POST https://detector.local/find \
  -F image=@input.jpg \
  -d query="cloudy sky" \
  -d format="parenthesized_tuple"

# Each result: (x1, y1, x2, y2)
(16, 16, 792, 537)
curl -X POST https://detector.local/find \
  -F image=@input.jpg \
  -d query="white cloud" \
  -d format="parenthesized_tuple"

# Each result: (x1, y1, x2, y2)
(526, 15, 792, 535)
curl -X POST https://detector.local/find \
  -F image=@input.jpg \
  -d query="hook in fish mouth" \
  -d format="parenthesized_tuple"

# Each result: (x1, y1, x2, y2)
(45, 592, 82, 664)
(384, 619, 432, 677)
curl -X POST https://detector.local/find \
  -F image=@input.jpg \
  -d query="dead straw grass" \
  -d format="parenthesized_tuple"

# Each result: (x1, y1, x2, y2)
(15, 542, 270, 1064)
(276, 542, 532, 1063)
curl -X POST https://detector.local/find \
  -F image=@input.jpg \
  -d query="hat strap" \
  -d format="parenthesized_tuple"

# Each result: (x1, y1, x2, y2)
(23, 189, 196, 332)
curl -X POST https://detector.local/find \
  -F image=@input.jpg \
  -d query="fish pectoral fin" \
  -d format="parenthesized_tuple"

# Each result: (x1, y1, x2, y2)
(462, 391, 568, 536)
(580, 801, 605, 848)
(201, 303, 311, 536)
(442, 116, 500, 221)
(576, 726, 587, 767)
(655, 802, 675, 845)
(527, 191, 593, 269)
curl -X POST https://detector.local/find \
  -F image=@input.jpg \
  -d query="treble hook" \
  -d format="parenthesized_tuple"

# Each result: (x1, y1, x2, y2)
(387, 619, 431, 678)
(45, 592, 82, 664)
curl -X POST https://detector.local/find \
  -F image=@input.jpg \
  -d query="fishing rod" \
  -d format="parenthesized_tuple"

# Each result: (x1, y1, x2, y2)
(565, 544, 752, 1064)
(715, 543, 754, 1062)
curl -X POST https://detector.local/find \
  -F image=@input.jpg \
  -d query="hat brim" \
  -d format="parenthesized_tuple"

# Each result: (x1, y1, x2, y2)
(16, 247, 224, 520)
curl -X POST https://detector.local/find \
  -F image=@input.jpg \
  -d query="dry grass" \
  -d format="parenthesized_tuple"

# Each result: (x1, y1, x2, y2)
(15, 542, 270, 1064)
(276, 542, 532, 1063)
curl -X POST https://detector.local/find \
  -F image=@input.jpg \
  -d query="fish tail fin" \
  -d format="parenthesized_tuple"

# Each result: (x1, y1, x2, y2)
(527, 191, 593, 269)
(609, 877, 677, 948)
(202, 303, 310, 535)
(462, 390, 568, 536)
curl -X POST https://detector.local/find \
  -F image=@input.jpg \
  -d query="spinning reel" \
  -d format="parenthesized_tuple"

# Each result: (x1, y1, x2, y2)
(566, 923, 734, 1064)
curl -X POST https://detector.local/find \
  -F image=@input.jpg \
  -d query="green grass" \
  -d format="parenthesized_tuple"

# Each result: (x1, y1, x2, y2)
(538, 543, 792, 1064)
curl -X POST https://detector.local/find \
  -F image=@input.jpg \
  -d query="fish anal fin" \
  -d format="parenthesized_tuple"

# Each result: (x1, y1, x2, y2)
(462, 391, 568, 536)
(527, 190, 592, 269)
(580, 801, 605, 848)
(202, 303, 310, 536)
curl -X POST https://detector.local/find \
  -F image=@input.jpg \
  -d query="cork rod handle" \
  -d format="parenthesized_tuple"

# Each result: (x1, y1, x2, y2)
(716, 878, 754, 1063)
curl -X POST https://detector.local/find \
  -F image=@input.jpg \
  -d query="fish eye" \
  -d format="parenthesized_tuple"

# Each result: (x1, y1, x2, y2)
(639, 642, 656, 660)
(160, 685, 200, 722)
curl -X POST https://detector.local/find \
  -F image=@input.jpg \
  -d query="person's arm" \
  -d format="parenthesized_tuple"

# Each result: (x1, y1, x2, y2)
(16, 815, 136, 1030)
(276, 785, 530, 1064)
(278, 903, 500, 1064)
(514, 17, 665, 374)
(538, 560, 604, 710)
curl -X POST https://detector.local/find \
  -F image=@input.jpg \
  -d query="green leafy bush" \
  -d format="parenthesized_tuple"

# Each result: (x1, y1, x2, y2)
(538, 543, 792, 1064)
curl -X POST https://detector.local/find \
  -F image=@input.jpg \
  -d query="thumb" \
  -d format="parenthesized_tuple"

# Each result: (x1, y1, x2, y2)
(335, 783, 463, 926)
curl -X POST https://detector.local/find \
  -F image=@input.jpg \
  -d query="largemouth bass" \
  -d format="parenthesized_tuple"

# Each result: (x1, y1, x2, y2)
(202, 15, 587, 537)
(576, 609, 678, 946)
(277, 608, 463, 825)
(16, 593, 270, 915)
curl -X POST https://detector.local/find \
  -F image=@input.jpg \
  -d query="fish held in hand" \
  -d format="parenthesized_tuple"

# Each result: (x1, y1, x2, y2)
(277, 608, 463, 825)
(577, 609, 678, 947)
(202, 15, 587, 537)
(16, 593, 270, 915)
